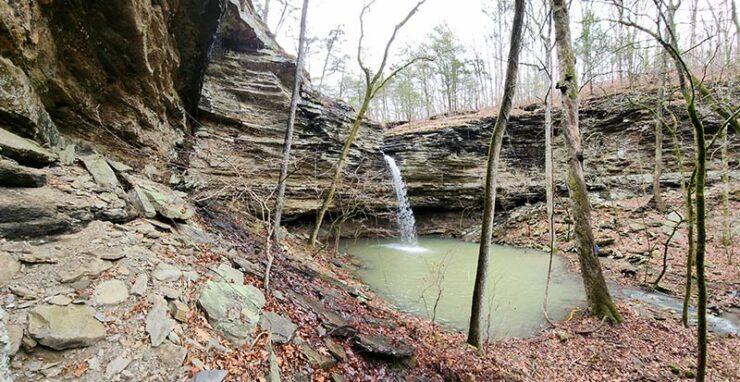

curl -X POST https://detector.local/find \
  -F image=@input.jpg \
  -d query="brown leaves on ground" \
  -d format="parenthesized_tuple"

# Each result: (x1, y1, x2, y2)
(180, 184, 737, 381)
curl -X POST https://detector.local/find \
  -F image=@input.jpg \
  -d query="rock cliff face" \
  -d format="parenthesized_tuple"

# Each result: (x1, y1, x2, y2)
(383, 91, 739, 215)
(186, 0, 385, 216)
(0, 0, 387, 222)
(0, 0, 224, 164)
(0, 0, 736, 232)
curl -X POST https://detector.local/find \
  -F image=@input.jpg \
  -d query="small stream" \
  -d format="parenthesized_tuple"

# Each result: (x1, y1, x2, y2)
(344, 237, 739, 339)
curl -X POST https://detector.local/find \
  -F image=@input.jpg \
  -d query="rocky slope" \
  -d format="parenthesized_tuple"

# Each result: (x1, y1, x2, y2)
(383, 90, 739, 218)
(0, 2, 392, 380)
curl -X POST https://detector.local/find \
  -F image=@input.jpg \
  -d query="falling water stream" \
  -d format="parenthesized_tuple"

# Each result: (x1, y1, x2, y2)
(383, 154, 419, 247)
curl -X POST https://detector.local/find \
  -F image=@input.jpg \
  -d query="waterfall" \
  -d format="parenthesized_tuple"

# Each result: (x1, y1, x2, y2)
(383, 154, 419, 245)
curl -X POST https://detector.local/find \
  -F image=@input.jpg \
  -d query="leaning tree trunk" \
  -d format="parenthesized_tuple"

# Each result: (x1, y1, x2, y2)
(665, 39, 708, 382)
(272, 0, 310, 244)
(309, 90, 371, 246)
(309, 0, 427, 246)
(467, 0, 526, 349)
(552, 0, 622, 323)
(652, 48, 667, 212)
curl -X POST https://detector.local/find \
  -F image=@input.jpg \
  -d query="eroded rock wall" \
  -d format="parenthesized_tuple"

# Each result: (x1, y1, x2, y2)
(0, 0, 223, 165)
(186, 1, 386, 217)
(384, 91, 739, 213)
(0, 0, 388, 221)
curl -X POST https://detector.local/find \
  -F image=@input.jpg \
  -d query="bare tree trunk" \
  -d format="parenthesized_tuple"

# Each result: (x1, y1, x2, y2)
(543, 2, 556, 319)
(682, 172, 696, 326)
(689, 95, 708, 382)
(467, 0, 525, 349)
(272, 0, 310, 245)
(552, 0, 622, 323)
(310, 93, 371, 245)
(666, 36, 709, 382)
(263, 0, 271, 23)
(652, 18, 668, 212)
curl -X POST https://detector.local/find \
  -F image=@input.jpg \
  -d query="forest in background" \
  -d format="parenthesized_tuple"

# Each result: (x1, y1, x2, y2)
(253, 0, 738, 122)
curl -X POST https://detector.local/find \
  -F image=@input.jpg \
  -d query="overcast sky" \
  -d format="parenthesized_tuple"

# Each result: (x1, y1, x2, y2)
(255, 0, 725, 83)
(261, 0, 494, 75)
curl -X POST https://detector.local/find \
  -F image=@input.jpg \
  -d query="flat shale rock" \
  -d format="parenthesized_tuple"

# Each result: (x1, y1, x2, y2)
(0, 127, 57, 167)
(0, 158, 46, 187)
(146, 297, 176, 347)
(190, 370, 228, 382)
(138, 183, 194, 220)
(153, 262, 182, 282)
(353, 334, 414, 359)
(81, 155, 121, 189)
(299, 345, 336, 370)
(27, 305, 106, 350)
(156, 343, 188, 368)
(259, 311, 297, 344)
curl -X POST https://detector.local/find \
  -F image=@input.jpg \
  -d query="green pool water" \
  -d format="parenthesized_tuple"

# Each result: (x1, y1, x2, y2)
(344, 237, 586, 339)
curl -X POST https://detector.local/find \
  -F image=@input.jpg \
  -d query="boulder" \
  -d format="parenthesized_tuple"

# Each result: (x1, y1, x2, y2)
(0, 158, 46, 187)
(197, 281, 265, 345)
(81, 155, 121, 189)
(259, 311, 297, 344)
(0, 127, 57, 167)
(27, 305, 106, 350)
(0, 253, 20, 286)
(138, 183, 194, 220)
